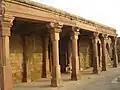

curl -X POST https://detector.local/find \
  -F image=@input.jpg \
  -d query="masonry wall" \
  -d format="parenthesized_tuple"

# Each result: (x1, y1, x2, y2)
(78, 37, 92, 70)
(10, 33, 23, 84)
(10, 33, 44, 84)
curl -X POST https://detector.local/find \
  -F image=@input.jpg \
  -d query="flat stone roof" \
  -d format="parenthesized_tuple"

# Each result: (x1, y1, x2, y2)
(9, 0, 116, 31)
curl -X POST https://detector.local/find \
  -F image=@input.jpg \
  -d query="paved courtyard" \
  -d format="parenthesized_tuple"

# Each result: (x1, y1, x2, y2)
(13, 66, 120, 90)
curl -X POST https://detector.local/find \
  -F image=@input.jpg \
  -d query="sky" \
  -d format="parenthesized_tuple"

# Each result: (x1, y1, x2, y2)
(33, 0, 120, 36)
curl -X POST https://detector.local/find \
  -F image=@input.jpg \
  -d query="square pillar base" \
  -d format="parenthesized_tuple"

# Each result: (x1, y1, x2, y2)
(0, 66, 12, 90)
(102, 67, 107, 71)
(51, 65, 62, 87)
(71, 72, 81, 81)
(93, 68, 100, 74)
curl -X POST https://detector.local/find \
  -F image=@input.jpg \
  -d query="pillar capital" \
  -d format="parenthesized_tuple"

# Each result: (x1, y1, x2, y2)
(0, 14, 14, 36)
(70, 27, 80, 40)
(47, 22, 63, 41)
(70, 31, 79, 40)
(101, 34, 109, 40)
(47, 22, 63, 33)
(111, 36, 117, 43)
(92, 32, 99, 39)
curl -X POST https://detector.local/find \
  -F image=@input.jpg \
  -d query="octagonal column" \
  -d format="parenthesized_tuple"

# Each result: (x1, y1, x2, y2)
(70, 27, 80, 80)
(47, 23, 62, 87)
(0, 15, 14, 90)
(112, 37, 118, 67)
(92, 32, 100, 74)
(101, 34, 108, 71)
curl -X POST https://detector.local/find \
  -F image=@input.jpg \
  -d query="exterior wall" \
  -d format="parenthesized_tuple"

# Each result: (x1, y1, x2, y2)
(10, 32, 44, 84)
(78, 37, 92, 70)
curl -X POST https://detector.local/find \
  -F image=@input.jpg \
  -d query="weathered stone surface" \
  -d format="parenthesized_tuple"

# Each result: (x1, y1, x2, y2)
(10, 34, 23, 84)
(10, 33, 45, 84)
(78, 37, 92, 70)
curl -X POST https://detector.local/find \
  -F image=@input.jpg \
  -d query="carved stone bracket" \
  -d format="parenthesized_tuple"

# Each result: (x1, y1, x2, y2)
(111, 36, 117, 43)
(47, 22, 63, 41)
(92, 32, 99, 44)
(93, 32, 99, 39)
(47, 22, 63, 33)
(0, 14, 14, 36)
(70, 27, 80, 40)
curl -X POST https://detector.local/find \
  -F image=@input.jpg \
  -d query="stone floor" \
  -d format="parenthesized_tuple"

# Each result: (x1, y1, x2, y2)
(13, 66, 120, 90)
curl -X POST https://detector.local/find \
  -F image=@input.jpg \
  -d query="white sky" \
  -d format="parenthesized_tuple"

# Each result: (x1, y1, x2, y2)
(33, 0, 120, 36)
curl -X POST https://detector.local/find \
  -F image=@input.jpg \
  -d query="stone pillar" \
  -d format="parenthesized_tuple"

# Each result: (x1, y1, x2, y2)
(47, 22, 62, 87)
(92, 32, 100, 74)
(67, 40, 72, 69)
(42, 34, 51, 78)
(101, 34, 108, 71)
(112, 37, 118, 67)
(21, 36, 31, 82)
(71, 27, 80, 80)
(0, 15, 14, 90)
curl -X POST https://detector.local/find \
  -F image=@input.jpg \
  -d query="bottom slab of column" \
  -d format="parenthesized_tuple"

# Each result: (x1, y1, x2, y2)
(0, 66, 12, 90)
(51, 65, 62, 87)
(93, 68, 100, 74)
(71, 71, 81, 81)
(113, 64, 117, 68)
(102, 66, 107, 71)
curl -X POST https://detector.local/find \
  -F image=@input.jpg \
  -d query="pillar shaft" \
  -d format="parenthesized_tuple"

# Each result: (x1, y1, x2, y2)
(101, 35, 108, 71)
(67, 40, 72, 68)
(71, 30, 80, 80)
(113, 38, 118, 67)
(22, 36, 31, 82)
(51, 33, 61, 87)
(92, 33, 99, 74)
(47, 22, 62, 87)
(0, 15, 14, 90)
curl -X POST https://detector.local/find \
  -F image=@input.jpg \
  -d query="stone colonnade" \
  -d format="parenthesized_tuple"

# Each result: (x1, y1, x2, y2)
(92, 32, 118, 74)
(0, 16, 118, 90)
